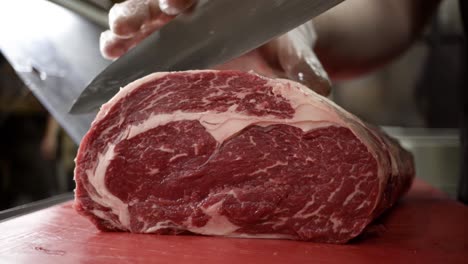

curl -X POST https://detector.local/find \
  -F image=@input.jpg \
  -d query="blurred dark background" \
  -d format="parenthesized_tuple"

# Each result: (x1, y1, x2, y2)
(0, 53, 77, 210)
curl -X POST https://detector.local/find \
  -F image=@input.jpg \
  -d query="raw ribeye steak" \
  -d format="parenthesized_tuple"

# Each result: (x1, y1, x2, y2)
(74, 70, 414, 243)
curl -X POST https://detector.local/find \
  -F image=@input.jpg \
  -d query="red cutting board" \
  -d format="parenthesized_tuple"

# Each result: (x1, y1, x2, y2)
(0, 179, 467, 264)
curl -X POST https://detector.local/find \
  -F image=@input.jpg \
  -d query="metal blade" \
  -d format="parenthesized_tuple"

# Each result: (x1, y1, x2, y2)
(70, 0, 343, 114)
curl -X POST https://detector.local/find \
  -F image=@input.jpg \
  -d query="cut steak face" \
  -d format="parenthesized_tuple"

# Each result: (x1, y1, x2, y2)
(74, 70, 414, 243)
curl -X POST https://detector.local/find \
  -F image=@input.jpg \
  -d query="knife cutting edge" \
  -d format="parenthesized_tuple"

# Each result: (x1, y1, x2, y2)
(69, 0, 344, 114)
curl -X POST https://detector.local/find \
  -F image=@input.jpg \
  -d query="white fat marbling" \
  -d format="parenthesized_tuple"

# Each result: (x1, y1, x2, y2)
(145, 220, 177, 233)
(86, 144, 130, 229)
(186, 200, 239, 235)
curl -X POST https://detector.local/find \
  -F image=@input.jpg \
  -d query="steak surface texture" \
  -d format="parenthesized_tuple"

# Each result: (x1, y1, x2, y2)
(74, 70, 414, 243)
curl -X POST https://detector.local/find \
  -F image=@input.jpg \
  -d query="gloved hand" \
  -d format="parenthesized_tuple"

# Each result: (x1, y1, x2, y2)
(101, 0, 330, 96)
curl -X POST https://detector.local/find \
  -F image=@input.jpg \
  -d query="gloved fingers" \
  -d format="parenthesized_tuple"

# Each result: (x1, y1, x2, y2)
(100, 30, 127, 59)
(109, 0, 195, 38)
(275, 23, 331, 96)
(103, 0, 197, 59)
(100, 20, 164, 59)
(159, 0, 196, 15)
(109, 0, 161, 38)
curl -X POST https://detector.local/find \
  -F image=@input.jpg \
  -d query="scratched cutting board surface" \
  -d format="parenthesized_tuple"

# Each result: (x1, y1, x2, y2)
(0, 179, 467, 264)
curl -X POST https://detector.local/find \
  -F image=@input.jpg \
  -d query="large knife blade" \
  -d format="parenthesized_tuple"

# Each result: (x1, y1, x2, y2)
(70, 0, 343, 114)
